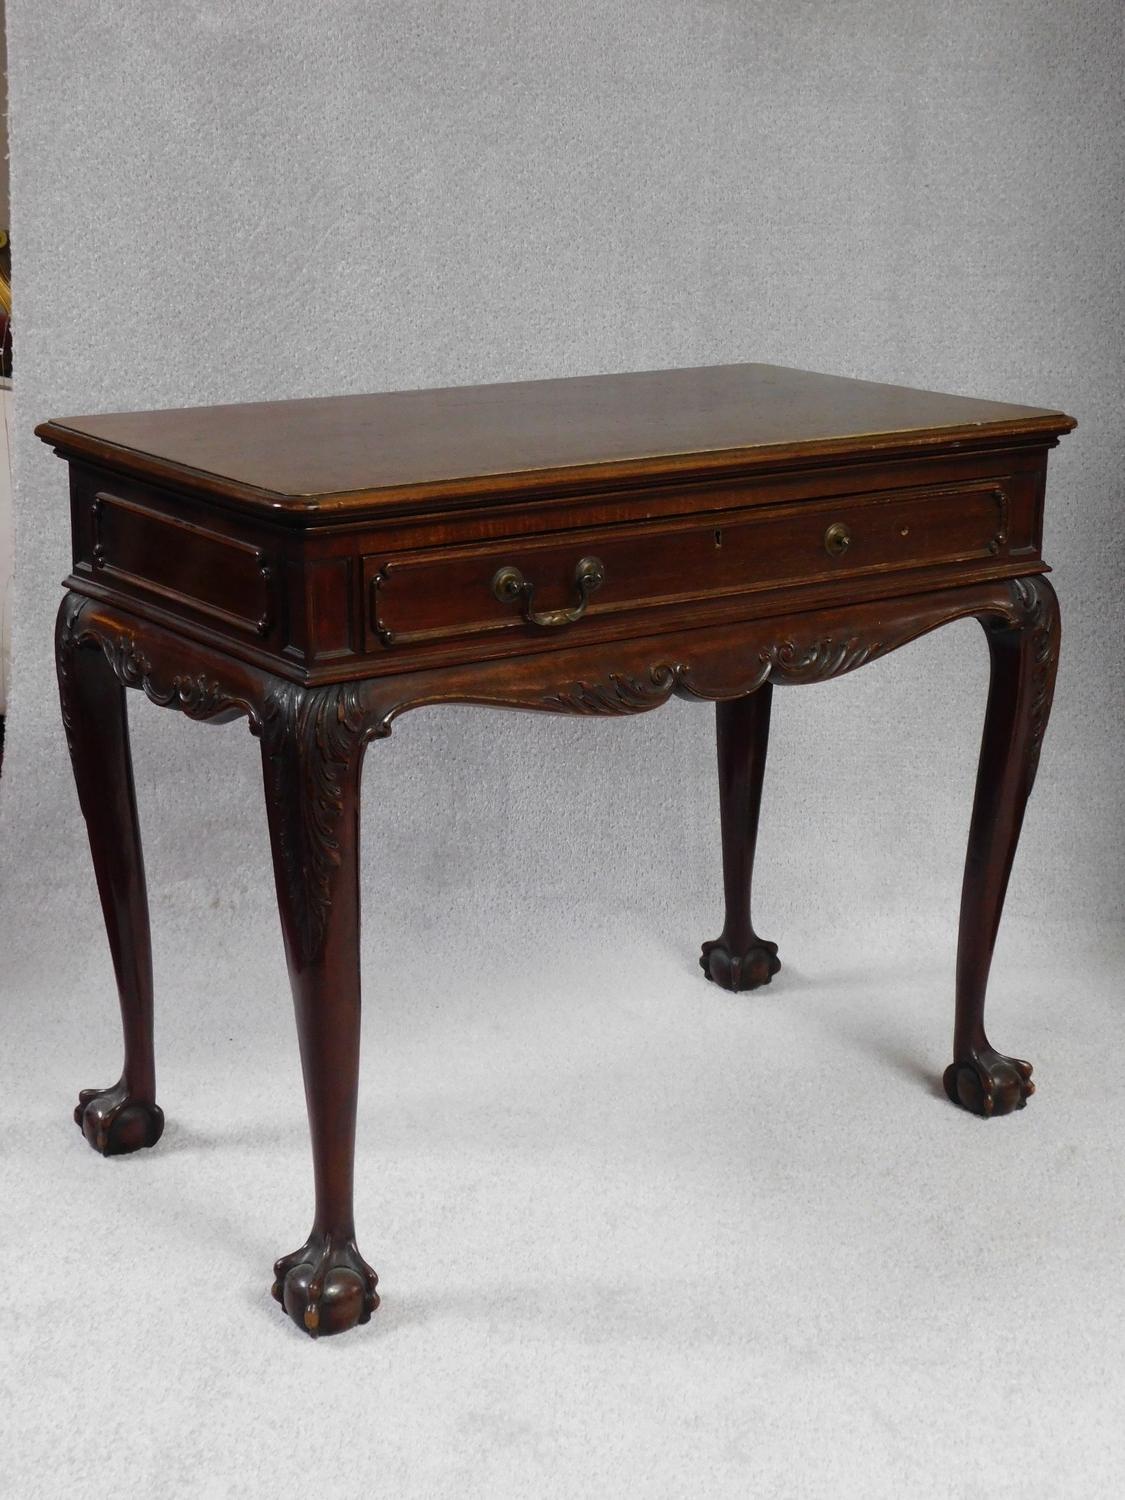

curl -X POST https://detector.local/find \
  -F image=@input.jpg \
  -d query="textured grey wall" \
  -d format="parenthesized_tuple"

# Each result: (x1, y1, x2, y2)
(2, 0, 1122, 959)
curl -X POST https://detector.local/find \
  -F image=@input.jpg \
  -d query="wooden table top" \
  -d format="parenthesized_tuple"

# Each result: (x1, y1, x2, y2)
(38, 363, 1075, 519)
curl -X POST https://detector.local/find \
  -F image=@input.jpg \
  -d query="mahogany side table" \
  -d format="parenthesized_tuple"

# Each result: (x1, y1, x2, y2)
(37, 363, 1076, 1338)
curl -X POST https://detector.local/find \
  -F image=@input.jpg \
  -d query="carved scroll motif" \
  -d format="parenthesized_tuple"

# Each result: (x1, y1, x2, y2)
(538, 630, 889, 716)
(56, 594, 253, 738)
(762, 635, 887, 685)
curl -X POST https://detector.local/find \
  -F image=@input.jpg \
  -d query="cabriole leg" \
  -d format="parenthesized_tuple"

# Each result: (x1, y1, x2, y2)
(700, 686, 781, 992)
(259, 684, 379, 1337)
(56, 593, 164, 1155)
(945, 577, 1060, 1117)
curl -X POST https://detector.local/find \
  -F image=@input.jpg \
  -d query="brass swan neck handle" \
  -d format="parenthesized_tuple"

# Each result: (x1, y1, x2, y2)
(491, 556, 605, 628)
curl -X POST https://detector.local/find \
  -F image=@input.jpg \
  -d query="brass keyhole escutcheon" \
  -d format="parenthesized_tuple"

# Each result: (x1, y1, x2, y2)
(824, 522, 852, 557)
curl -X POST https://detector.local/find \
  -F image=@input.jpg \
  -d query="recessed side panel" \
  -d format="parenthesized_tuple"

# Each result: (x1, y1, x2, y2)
(68, 465, 279, 641)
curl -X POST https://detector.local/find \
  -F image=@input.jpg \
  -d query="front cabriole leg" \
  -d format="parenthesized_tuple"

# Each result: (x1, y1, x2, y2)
(944, 576, 1060, 1117)
(258, 682, 380, 1337)
(56, 593, 164, 1155)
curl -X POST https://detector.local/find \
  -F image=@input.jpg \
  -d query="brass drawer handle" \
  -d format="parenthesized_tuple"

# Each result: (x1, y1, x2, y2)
(492, 555, 605, 628)
(824, 522, 852, 557)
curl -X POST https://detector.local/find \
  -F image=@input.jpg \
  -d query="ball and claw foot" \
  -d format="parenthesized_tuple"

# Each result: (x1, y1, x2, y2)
(700, 936, 781, 992)
(75, 1081, 165, 1156)
(943, 1047, 1035, 1118)
(272, 1232, 380, 1338)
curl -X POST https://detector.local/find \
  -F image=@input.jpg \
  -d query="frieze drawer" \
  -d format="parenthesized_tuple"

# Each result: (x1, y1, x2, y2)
(366, 479, 1012, 650)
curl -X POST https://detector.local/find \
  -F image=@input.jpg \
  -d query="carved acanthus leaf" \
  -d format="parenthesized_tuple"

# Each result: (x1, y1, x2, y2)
(55, 593, 87, 763)
(542, 665, 682, 715)
(995, 575, 1059, 786)
(256, 683, 372, 960)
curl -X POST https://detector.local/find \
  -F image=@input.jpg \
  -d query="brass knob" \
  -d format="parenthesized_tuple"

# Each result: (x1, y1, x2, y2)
(824, 522, 852, 557)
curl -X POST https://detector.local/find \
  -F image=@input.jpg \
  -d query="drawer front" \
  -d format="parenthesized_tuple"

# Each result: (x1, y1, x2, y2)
(366, 479, 1009, 650)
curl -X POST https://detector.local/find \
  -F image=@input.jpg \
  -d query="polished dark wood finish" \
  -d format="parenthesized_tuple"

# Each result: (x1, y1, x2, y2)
(701, 688, 780, 991)
(56, 596, 163, 1155)
(259, 686, 379, 1334)
(40, 363, 1075, 1338)
(945, 575, 1060, 1115)
(37, 363, 1071, 517)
